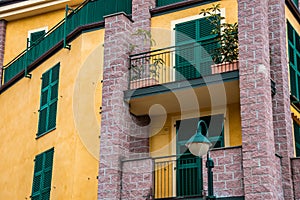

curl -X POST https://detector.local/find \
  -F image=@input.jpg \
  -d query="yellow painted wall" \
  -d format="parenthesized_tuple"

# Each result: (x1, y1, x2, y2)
(150, 103, 242, 157)
(3, 9, 65, 65)
(151, 0, 238, 49)
(0, 27, 104, 199)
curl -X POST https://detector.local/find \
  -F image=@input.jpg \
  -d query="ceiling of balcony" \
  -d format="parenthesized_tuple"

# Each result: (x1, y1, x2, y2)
(125, 72, 240, 116)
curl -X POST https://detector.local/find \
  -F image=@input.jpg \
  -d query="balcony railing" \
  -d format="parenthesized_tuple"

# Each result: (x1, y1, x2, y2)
(156, 0, 187, 7)
(3, 0, 132, 84)
(129, 43, 239, 90)
(153, 154, 203, 199)
(121, 146, 244, 199)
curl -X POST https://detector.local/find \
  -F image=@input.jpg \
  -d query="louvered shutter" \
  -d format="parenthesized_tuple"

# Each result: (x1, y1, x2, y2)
(175, 20, 198, 80)
(38, 70, 50, 135)
(30, 30, 46, 45)
(197, 17, 219, 76)
(287, 21, 300, 100)
(31, 148, 54, 200)
(37, 64, 60, 136)
(175, 17, 218, 80)
(294, 122, 300, 156)
(48, 64, 59, 130)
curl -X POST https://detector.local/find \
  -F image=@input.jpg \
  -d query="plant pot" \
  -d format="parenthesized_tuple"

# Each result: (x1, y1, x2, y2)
(211, 60, 239, 74)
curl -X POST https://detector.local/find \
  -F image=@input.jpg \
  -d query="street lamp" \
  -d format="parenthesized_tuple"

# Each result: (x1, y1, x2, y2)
(185, 120, 216, 200)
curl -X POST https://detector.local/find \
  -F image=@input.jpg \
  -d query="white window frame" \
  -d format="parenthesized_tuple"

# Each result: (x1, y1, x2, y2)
(28, 26, 48, 45)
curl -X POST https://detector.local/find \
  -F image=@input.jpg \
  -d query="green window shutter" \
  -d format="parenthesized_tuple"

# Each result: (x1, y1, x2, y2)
(37, 64, 60, 136)
(293, 0, 299, 7)
(31, 148, 54, 200)
(30, 30, 46, 45)
(175, 17, 218, 80)
(287, 21, 300, 100)
(294, 121, 300, 157)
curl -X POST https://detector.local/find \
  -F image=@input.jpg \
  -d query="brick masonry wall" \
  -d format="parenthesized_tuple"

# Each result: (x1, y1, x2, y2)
(98, 13, 134, 200)
(268, 0, 295, 199)
(238, 0, 283, 199)
(0, 20, 7, 86)
(121, 158, 153, 199)
(99, 0, 156, 199)
(291, 158, 300, 200)
(202, 147, 244, 198)
(128, 0, 155, 155)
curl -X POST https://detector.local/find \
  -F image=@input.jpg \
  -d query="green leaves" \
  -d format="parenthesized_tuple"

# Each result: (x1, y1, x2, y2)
(200, 4, 239, 63)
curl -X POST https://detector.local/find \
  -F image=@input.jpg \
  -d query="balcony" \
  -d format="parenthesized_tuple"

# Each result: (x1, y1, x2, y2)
(121, 146, 244, 199)
(2, 0, 132, 85)
(125, 44, 240, 116)
(129, 43, 238, 90)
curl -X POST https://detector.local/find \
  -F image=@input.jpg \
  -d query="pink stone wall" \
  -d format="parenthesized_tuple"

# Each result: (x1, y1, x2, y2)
(0, 20, 7, 86)
(121, 158, 154, 199)
(292, 158, 300, 200)
(98, 13, 135, 200)
(202, 147, 244, 198)
(238, 0, 283, 198)
(99, 0, 156, 199)
(269, 0, 295, 199)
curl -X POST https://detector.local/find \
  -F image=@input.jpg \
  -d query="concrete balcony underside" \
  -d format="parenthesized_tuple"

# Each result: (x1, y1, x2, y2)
(124, 71, 240, 116)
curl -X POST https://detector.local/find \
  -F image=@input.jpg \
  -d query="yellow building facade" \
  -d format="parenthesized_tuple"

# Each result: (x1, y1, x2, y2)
(1, 0, 300, 199)
(0, 0, 104, 199)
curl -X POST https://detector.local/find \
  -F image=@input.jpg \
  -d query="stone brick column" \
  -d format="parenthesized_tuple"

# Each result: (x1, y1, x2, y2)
(238, 0, 283, 199)
(98, 13, 135, 200)
(98, 1, 156, 199)
(131, 0, 155, 53)
(128, 0, 156, 155)
(269, 0, 295, 199)
(0, 20, 7, 86)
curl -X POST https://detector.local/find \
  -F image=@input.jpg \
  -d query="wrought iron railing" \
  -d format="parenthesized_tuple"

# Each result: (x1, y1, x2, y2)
(153, 154, 203, 199)
(156, 0, 187, 7)
(129, 43, 239, 90)
(3, 0, 132, 84)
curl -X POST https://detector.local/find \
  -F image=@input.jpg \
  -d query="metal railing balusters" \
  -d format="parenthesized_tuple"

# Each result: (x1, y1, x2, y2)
(129, 43, 239, 90)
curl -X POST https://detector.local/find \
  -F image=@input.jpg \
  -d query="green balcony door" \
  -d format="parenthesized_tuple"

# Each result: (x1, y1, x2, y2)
(174, 17, 219, 81)
(176, 115, 224, 197)
(176, 118, 202, 197)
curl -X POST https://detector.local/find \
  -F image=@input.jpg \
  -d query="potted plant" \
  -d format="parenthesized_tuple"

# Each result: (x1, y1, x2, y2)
(129, 29, 165, 89)
(200, 4, 239, 74)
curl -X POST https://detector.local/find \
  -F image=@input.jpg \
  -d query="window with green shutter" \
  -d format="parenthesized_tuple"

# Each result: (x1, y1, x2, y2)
(31, 148, 54, 200)
(293, 121, 300, 157)
(30, 30, 46, 45)
(175, 16, 220, 81)
(37, 64, 60, 137)
(287, 21, 300, 100)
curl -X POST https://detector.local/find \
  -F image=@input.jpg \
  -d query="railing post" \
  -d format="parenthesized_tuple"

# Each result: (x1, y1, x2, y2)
(128, 57, 132, 90)
(206, 152, 215, 200)
(24, 38, 32, 79)
(63, 5, 72, 50)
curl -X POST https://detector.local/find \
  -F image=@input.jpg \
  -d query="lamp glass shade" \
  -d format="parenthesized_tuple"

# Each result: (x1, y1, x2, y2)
(185, 130, 212, 157)
(186, 142, 210, 157)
